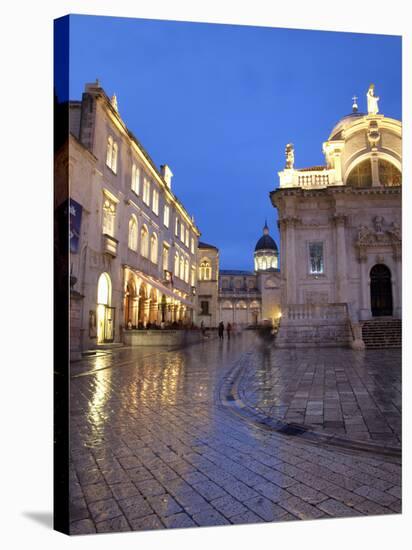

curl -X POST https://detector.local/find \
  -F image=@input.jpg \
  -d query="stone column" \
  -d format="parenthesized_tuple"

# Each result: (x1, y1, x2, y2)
(358, 254, 370, 320)
(393, 249, 402, 318)
(371, 154, 380, 187)
(334, 214, 348, 304)
(281, 217, 298, 305)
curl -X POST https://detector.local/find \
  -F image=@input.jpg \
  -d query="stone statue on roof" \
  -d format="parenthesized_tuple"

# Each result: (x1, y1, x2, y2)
(367, 84, 379, 115)
(285, 143, 294, 169)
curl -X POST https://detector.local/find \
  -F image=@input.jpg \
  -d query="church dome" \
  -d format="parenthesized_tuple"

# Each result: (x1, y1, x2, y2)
(255, 233, 278, 252)
(254, 222, 279, 272)
(328, 111, 366, 140)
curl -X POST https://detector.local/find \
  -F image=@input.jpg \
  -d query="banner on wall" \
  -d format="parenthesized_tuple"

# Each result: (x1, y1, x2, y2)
(69, 198, 83, 253)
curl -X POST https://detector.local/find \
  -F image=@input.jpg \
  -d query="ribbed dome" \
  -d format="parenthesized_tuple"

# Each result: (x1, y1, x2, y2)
(255, 233, 278, 252)
(329, 111, 365, 140)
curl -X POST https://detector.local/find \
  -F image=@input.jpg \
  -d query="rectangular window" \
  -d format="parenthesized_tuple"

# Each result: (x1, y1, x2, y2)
(180, 224, 185, 242)
(308, 242, 324, 274)
(191, 237, 195, 254)
(152, 189, 159, 215)
(200, 301, 209, 315)
(143, 178, 150, 205)
(185, 228, 190, 247)
(163, 204, 170, 227)
(175, 217, 179, 237)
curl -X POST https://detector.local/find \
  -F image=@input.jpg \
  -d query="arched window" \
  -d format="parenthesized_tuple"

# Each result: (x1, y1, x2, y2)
(150, 233, 158, 264)
(346, 159, 372, 187)
(140, 225, 149, 258)
(236, 301, 247, 310)
(199, 260, 211, 281)
(131, 163, 140, 194)
(180, 256, 185, 280)
(106, 136, 113, 168)
(378, 160, 401, 186)
(112, 142, 118, 174)
(106, 136, 118, 174)
(184, 259, 189, 283)
(128, 216, 138, 251)
(174, 252, 179, 277)
(222, 300, 233, 309)
(97, 272, 111, 305)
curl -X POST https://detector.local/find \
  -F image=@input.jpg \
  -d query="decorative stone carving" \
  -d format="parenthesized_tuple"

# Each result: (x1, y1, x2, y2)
(355, 216, 401, 261)
(285, 143, 294, 169)
(368, 120, 381, 148)
(367, 84, 380, 115)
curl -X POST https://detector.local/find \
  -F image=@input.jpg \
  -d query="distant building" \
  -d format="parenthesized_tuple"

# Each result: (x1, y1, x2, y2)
(196, 224, 282, 328)
(65, 81, 200, 352)
(271, 85, 401, 348)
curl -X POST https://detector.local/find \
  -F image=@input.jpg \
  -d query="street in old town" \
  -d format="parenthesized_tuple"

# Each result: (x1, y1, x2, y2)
(69, 333, 401, 534)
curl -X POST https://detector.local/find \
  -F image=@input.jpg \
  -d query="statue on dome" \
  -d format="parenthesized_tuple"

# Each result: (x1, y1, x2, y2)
(367, 84, 379, 115)
(285, 143, 294, 169)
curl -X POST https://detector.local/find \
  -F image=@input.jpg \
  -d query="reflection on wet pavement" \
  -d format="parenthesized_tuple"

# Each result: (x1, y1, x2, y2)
(238, 346, 401, 447)
(69, 334, 401, 535)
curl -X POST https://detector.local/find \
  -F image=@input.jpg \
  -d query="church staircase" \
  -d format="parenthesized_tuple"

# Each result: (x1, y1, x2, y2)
(361, 318, 401, 349)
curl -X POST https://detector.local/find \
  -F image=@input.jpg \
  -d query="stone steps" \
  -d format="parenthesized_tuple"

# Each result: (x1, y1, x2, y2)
(361, 318, 402, 349)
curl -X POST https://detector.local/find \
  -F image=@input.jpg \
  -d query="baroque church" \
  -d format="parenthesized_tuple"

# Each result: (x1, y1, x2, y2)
(198, 85, 402, 348)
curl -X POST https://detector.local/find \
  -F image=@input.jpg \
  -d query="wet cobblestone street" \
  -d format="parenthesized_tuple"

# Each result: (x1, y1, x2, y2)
(69, 333, 401, 535)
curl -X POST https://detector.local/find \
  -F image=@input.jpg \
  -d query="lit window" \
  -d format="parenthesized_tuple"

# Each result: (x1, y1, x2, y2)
(106, 136, 113, 168)
(184, 259, 189, 283)
(180, 256, 185, 280)
(191, 237, 195, 254)
(152, 189, 159, 215)
(112, 143, 118, 174)
(180, 224, 185, 242)
(150, 233, 158, 263)
(163, 204, 170, 227)
(175, 217, 179, 236)
(128, 216, 138, 251)
(174, 252, 179, 277)
(102, 197, 116, 236)
(162, 244, 169, 272)
(185, 228, 190, 247)
(191, 266, 196, 286)
(131, 164, 140, 194)
(309, 242, 324, 274)
(106, 136, 118, 174)
(199, 260, 211, 281)
(140, 225, 149, 258)
(143, 178, 150, 205)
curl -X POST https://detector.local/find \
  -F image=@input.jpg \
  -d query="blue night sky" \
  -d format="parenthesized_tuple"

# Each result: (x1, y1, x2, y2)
(67, 15, 401, 270)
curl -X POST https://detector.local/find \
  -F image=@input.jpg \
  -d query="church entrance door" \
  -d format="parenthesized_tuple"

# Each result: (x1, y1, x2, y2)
(370, 264, 393, 317)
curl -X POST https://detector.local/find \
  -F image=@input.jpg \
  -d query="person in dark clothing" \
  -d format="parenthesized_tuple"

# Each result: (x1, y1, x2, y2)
(226, 322, 232, 340)
(218, 321, 224, 340)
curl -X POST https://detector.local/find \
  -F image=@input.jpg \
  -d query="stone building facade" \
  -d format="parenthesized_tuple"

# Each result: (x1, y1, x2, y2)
(271, 86, 402, 347)
(68, 81, 200, 352)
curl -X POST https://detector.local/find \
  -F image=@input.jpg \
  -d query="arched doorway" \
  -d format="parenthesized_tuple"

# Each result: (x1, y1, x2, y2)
(370, 264, 393, 317)
(97, 273, 114, 343)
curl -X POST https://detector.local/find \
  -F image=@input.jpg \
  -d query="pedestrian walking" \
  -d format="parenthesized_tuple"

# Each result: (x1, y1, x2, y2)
(227, 322, 232, 340)
(218, 321, 224, 339)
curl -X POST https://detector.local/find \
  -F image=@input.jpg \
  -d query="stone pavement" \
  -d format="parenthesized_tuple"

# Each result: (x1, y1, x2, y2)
(237, 345, 401, 448)
(69, 333, 401, 535)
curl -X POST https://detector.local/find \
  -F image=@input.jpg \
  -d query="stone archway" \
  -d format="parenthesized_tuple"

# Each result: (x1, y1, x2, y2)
(370, 264, 393, 317)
